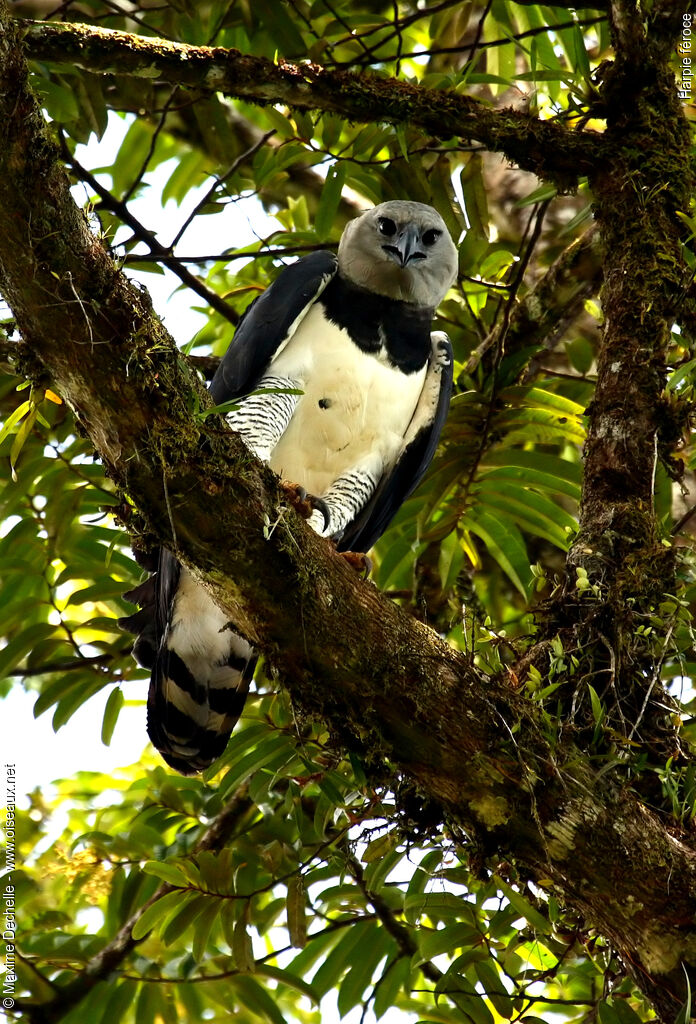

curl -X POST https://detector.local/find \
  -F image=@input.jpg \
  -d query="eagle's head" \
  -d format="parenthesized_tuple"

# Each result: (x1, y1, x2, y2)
(337, 200, 459, 308)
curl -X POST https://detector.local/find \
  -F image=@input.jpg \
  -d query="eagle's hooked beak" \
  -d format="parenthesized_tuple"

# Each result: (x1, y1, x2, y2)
(382, 223, 425, 268)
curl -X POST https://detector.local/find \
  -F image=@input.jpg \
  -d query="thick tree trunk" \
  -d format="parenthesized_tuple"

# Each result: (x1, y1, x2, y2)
(1, 3, 695, 1019)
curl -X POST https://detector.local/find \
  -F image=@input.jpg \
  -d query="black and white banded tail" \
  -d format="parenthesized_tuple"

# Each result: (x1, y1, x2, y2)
(120, 549, 255, 774)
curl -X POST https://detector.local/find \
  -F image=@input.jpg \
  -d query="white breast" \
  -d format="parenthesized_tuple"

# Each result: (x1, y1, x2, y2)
(267, 304, 427, 494)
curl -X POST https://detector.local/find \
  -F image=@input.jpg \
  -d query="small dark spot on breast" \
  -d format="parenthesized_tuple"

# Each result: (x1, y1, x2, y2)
(318, 398, 332, 409)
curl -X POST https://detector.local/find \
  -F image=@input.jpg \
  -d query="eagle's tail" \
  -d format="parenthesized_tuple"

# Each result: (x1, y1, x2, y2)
(120, 551, 255, 774)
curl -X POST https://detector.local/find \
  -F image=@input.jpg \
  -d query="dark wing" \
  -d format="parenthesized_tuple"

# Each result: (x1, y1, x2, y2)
(209, 250, 338, 403)
(120, 255, 337, 773)
(119, 547, 179, 670)
(338, 333, 453, 553)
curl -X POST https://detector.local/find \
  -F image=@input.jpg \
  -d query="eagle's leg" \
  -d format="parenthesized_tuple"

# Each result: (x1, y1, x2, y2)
(307, 458, 381, 539)
(225, 376, 330, 529)
(224, 374, 302, 461)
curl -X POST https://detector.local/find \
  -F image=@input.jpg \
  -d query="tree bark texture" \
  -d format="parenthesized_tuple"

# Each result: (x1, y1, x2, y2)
(1, 4, 695, 1020)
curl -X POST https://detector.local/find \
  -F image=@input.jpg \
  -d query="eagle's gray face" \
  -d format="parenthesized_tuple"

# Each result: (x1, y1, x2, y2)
(337, 200, 459, 307)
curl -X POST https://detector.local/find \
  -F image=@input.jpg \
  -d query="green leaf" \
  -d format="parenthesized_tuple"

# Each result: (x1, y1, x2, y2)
(494, 880, 551, 935)
(470, 482, 576, 549)
(256, 964, 319, 1004)
(315, 162, 347, 240)
(131, 891, 188, 941)
(101, 687, 124, 746)
(142, 861, 190, 887)
(675, 965, 692, 1024)
(287, 919, 344, 981)
(0, 623, 61, 681)
(31, 74, 81, 123)
(439, 530, 465, 590)
(459, 154, 489, 243)
(474, 960, 513, 1018)
(233, 974, 288, 1024)
(403, 891, 469, 923)
(519, 386, 585, 415)
(255, 0, 307, 56)
(162, 148, 206, 206)
(264, 106, 296, 139)
(131, 975, 159, 1020)
(566, 336, 595, 375)
(9, 404, 37, 479)
(161, 892, 209, 945)
(72, 73, 109, 142)
(373, 957, 410, 1019)
(496, 407, 585, 446)
(218, 730, 296, 797)
(445, 988, 495, 1024)
(465, 509, 531, 597)
(0, 399, 31, 447)
(192, 896, 222, 962)
(610, 999, 650, 1024)
(312, 920, 375, 996)
(337, 928, 393, 1016)
(418, 923, 480, 961)
(364, 846, 403, 893)
(98, 979, 138, 1024)
(287, 873, 307, 949)
(587, 683, 605, 726)
(362, 832, 398, 864)
(516, 183, 558, 207)
(233, 901, 254, 972)
(406, 850, 441, 906)
(598, 1001, 622, 1024)
(479, 449, 581, 498)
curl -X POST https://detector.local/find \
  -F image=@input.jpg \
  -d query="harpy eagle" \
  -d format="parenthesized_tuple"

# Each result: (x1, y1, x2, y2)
(121, 200, 458, 774)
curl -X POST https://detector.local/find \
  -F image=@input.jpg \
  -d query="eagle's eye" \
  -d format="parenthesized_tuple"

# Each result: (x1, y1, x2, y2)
(422, 228, 442, 246)
(378, 217, 397, 237)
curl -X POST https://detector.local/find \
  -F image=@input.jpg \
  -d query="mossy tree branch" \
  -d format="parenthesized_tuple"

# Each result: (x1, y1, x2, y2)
(17, 17, 606, 189)
(1, 3, 695, 1021)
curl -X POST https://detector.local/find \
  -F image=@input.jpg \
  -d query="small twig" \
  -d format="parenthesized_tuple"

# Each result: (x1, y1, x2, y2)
(328, 0, 463, 62)
(64, 271, 93, 345)
(460, 200, 552, 498)
(327, 16, 605, 66)
(466, 0, 495, 70)
(627, 624, 675, 742)
(122, 87, 178, 203)
(168, 129, 276, 250)
(322, 0, 376, 60)
(63, 143, 240, 326)
(123, 242, 331, 264)
(6, 652, 127, 678)
(671, 502, 696, 535)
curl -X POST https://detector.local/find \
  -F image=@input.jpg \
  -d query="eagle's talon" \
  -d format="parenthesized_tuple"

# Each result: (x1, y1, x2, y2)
(313, 497, 332, 532)
(281, 481, 331, 531)
(340, 550, 373, 576)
